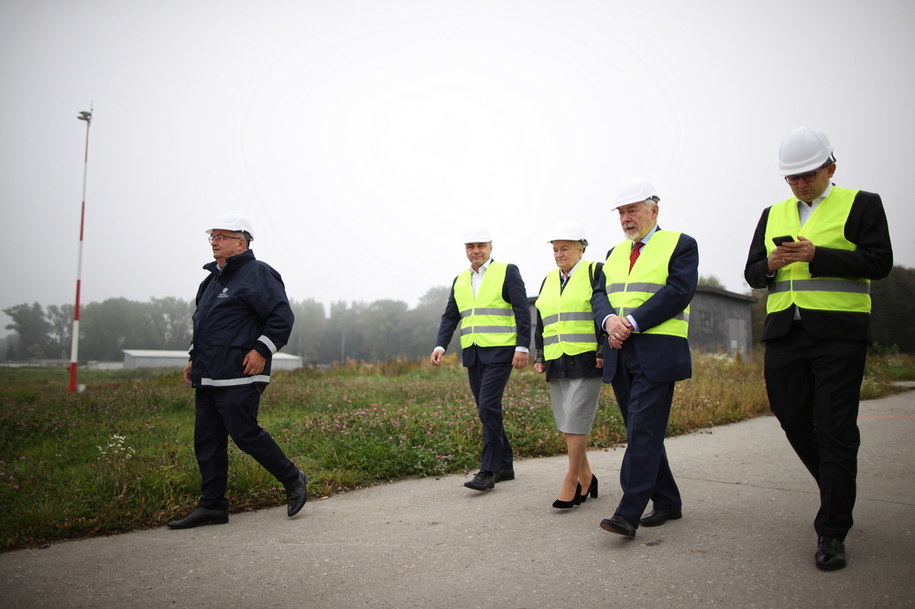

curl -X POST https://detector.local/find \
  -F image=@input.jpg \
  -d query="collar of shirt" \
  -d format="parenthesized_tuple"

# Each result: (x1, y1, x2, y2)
(470, 258, 492, 296)
(797, 183, 833, 224)
(634, 224, 660, 247)
(561, 258, 585, 281)
(470, 258, 492, 276)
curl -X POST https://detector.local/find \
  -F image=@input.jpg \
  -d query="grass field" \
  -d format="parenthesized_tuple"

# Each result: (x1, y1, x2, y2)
(1, 351, 913, 551)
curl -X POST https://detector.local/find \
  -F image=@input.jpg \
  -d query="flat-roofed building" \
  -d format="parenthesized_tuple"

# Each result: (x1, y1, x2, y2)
(122, 349, 303, 371)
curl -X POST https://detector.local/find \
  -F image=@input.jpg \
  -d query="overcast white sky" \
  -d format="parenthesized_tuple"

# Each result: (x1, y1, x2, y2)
(2, 0, 913, 335)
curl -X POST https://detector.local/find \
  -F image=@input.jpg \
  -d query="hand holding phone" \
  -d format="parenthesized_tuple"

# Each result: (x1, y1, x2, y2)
(772, 235, 794, 247)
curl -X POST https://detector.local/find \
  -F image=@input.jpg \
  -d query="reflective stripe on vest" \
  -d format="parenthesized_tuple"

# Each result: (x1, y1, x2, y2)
(604, 231, 689, 338)
(535, 263, 598, 360)
(764, 186, 871, 314)
(453, 261, 517, 348)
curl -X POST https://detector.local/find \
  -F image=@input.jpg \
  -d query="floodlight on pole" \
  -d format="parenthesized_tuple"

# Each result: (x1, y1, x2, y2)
(68, 107, 92, 393)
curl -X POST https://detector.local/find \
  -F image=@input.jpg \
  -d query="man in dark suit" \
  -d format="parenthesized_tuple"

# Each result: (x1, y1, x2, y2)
(744, 127, 892, 570)
(431, 228, 531, 491)
(591, 178, 698, 538)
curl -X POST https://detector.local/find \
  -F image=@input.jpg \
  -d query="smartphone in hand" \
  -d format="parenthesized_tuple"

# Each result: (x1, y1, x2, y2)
(772, 235, 795, 247)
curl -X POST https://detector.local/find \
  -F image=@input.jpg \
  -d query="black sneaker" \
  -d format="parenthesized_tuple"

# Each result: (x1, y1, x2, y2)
(464, 471, 495, 491)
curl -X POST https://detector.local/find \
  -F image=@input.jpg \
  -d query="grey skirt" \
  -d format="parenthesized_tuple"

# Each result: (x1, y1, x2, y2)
(548, 376, 602, 435)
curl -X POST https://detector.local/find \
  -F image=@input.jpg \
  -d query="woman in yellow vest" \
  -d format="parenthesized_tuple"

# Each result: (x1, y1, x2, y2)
(534, 221, 603, 509)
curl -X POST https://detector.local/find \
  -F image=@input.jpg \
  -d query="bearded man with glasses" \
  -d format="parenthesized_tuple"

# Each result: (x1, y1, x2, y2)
(744, 127, 893, 571)
(168, 212, 308, 529)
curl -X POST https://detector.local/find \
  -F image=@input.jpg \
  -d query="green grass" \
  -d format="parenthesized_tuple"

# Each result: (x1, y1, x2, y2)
(1, 351, 912, 551)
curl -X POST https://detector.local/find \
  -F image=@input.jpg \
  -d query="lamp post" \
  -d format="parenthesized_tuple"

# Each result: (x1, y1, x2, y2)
(68, 108, 92, 393)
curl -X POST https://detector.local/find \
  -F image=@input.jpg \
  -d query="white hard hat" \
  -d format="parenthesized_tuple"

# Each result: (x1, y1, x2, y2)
(206, 212, 255, 239)
(611, 177, 660, 210)
(461, 227, 492, 243)
(548, 220, 588, 245)
(778, 127, 836, 176)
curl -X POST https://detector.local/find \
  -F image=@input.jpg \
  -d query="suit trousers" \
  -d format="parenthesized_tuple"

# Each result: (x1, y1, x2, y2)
(467, 360, 514, 473)
(764, 323, 866, 541)
(610, 344, 682, 526)
(194, 384, 298, 511)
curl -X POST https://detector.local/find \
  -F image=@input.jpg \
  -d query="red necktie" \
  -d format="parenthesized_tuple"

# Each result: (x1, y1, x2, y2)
(629, 241, 644, 272)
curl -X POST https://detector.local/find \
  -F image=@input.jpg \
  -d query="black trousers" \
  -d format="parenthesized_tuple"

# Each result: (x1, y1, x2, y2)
(194, 384, 298, 511)
(467, 360, 514, 473)
(610, 344, 681, 526)
(764, 323, 867, 541)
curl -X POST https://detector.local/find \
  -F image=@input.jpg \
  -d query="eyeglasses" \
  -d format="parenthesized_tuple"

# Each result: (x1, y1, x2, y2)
(785, 160, 833, 185)
(208, 234, 244, 243)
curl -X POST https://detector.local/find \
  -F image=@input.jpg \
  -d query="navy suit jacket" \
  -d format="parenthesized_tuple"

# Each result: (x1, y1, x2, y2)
(590, 230, 698, 384)
(435, 261, 531, 368)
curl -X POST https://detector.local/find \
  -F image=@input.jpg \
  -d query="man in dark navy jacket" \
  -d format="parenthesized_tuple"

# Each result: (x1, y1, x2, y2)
(431, 228, 531, 491)
(591, 178, 698, 538)
(168, 212, 307, 529)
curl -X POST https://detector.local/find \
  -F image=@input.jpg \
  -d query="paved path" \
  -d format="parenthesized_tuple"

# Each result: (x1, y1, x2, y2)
(2, 389, 914, 609)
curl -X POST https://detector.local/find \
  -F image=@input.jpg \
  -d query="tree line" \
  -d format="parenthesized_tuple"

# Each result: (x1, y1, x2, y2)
(1, 287, 459, 364)
(4, 265, 915, 363)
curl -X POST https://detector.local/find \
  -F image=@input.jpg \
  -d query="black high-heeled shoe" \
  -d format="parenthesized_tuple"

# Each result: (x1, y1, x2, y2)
(552, 483, 582, 509)
(579, 474, 598, 503)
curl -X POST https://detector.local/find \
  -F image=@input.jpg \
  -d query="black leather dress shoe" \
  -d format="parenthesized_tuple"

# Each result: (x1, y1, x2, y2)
(815, 536, 847, 571)
(464, 471, 495, 491)
(494, 468, 515, 483)
(285, 470, 308, 517)
(640, 508, 682, 527)
(600, 514, 636, 537)
(167, 507, 229, 529)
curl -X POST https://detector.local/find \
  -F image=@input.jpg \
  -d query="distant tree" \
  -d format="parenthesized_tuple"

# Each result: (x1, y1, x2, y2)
(699, 275, 726, 289)
(0, 334, 14, 360)
(147, 297, 193, 349)
(871, 265, 915, 353)
(326, 301, 353, 362)
(46, 304, 74, 359)
(3, 302, 51, 360)
(409, 286, 458, 356)
(360, 299, 410, 361)
(288, 298, 327, 363)
(286, 289, 456, 364)
(79, 298, 162, 360)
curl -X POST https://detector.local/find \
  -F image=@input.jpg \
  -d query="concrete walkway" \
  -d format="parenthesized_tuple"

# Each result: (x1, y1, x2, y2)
(2, 389, 914, 609)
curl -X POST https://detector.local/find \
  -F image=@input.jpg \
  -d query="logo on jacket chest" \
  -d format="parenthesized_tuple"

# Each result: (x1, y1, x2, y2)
(217, 287, 229, 299)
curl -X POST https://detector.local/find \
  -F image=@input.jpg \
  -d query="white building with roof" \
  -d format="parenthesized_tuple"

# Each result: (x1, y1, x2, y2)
(122, 349, 303, 371)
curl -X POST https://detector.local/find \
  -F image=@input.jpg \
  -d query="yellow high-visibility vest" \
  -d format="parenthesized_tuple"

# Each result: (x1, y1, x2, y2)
(454, 261, 517, 348)
(535, 263, 598, 360)
(764, 186, 870, 314)
(604, 231, 688, 338)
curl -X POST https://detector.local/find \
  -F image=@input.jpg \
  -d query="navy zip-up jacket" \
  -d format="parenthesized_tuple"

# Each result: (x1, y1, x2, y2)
(188, 249, 294, 388)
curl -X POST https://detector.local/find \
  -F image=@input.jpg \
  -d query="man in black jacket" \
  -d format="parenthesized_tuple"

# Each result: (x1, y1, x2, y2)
(744, 128, 893, 570)
(168, 212, 307, 529)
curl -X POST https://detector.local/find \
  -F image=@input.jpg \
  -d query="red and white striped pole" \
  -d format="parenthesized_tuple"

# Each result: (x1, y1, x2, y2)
(69, 108, 92, 393)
